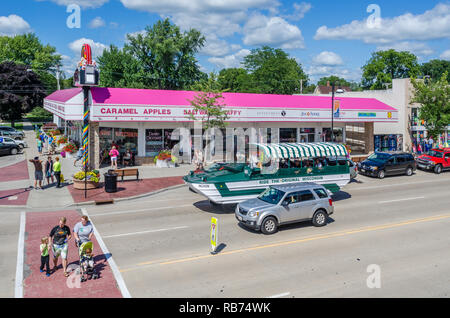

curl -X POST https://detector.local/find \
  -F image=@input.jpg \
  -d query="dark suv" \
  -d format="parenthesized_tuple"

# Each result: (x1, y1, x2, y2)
(358, 152, 416, 179)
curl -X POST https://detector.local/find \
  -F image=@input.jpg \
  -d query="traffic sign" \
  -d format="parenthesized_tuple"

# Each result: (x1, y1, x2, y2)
(210, 217, 218, 253)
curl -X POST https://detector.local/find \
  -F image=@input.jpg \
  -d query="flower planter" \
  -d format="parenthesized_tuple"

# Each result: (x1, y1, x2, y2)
(156, 159, 176, 168)
(72, 178, 100, 190)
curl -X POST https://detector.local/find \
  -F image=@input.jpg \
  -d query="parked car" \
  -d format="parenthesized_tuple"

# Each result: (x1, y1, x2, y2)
(416, 148, 450, 174)
(326, 157, 357, 179)
(235, 182, 334, 235)
(0, 136, 27, 149)
(358, 152, 416, 179)
(0, 141, 20, 156)
(0, 126, 24, 139)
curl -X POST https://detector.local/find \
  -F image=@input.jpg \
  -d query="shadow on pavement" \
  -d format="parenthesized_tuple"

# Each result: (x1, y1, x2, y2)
(331, 191, 351, 202)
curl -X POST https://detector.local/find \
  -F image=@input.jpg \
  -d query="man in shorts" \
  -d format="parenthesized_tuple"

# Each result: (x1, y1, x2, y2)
(49, 217, 72, 277)
(29, 157, 43, 189)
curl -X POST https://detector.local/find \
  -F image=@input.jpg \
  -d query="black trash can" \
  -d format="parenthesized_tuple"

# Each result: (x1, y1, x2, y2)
(104, 171, 118, 193)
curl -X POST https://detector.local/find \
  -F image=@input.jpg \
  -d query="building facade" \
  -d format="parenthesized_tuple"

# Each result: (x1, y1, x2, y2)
(44, 87, 398, 169)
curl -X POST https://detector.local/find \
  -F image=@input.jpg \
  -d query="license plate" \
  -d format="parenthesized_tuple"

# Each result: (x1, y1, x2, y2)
(418, 164, 426, 168)
(237, 215, 243, 221)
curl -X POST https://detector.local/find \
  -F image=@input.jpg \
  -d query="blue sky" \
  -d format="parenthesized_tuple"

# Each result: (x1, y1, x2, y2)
(1, 0, 449, 83)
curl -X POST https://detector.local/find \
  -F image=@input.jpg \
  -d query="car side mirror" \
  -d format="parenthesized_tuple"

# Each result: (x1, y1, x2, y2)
(281, 200, 289, 207)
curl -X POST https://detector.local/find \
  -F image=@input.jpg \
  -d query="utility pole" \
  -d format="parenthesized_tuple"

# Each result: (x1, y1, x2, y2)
(56, 65, 61, 91)
(300, 79, 303, 94)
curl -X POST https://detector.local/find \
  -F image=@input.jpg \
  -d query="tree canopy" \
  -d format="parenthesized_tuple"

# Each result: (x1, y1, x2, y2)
(411, 72, 450, 140)
(421, 59, 450, 82)
(0, 61, 46, 126)
(123, 18, 205, 90)
(362, 49, 421, 90)
(317, 76, 351, 87)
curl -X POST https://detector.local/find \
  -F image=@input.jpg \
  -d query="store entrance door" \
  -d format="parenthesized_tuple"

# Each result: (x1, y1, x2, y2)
(299, 133, 309, 143)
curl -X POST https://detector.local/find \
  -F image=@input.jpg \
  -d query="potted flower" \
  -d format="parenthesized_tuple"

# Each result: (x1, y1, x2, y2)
(72, 170, 100, 190)
(154, 150, 175, 168)
(63, 143, 76, 154)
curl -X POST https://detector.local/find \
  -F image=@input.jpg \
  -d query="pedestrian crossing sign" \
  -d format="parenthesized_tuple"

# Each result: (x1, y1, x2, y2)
(210, 217, 218, 253)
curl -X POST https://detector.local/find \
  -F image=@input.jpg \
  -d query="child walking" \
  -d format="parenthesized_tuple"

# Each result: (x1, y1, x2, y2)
(40, 237, 51, 277)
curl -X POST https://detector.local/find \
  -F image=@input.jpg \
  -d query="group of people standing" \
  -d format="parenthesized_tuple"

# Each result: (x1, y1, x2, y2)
(29, 156, 62, 189)
(40, 215, 94, 277)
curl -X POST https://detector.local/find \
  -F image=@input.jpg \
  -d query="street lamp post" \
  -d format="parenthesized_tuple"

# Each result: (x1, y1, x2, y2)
(331, 81, 335, 143)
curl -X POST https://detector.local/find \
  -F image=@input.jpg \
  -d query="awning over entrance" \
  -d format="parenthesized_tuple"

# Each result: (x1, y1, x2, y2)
(44, 87, 399, 123)
(254, 142, 349, 159)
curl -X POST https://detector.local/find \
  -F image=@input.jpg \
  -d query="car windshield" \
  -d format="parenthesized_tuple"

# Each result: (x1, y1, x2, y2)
(427, 150, 443, 158)
(368, 153, 391, 162)
(258, 187, 285, 205)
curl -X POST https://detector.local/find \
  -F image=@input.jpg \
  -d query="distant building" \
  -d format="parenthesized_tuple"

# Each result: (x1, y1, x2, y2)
(314, 81, 352, 95)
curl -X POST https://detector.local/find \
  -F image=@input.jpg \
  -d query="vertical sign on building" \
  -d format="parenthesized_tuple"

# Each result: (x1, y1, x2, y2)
(333, 99, 340, 118)
(210, 217, 218, 254)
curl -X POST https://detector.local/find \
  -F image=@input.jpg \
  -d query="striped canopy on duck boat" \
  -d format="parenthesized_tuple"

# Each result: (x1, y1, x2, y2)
(253, 142, 349, 159)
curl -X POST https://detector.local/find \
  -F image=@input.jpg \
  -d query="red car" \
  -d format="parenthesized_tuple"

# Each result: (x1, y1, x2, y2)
(416, 148, 450, 174)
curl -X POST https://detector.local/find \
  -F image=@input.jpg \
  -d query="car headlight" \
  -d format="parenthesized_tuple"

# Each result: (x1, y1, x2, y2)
(248, 211, 259, 217)
(372, 166, 378, 171)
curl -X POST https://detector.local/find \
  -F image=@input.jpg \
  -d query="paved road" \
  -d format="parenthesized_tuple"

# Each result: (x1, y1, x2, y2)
(3, 169, 450, 298)
(80, 169, 450, 298)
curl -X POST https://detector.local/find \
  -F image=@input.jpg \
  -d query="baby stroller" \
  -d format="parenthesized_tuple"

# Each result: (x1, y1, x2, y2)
(78, 241, 99, 282)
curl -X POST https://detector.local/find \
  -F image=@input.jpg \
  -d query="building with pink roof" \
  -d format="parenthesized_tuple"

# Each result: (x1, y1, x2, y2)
(44, 87, 399, 167)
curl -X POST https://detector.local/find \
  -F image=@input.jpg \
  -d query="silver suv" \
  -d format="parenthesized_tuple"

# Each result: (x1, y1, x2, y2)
(235, 183, 334, 235)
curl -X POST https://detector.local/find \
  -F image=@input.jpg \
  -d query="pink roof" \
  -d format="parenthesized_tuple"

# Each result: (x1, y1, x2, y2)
(46, 87, 397, 111)
(45, 88, 82, 103)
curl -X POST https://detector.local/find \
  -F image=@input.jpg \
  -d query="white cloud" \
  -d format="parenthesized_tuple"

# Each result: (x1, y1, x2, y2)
(440, 49, 450, 60)
(89, 17, 106, 29)
(120, 0, 277, 14)
(376, 41, 434, 57)
(208, 49, 251, 69)
(314, 3, 450, 44)
(37, 0, 109, 9)
(200, 34, 231, 57)
(312, 51, 343, 66)
(307, 65, 362, 83)
(69, 38, 107, 58)
(285, 2, 312, 21)
(243, 14, 305, 49)
(0, 15, 31, 36)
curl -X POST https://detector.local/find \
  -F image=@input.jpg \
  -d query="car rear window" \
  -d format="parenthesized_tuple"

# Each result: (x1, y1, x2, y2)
(299, 190, 315, 202)
(314, 188, 328, 199)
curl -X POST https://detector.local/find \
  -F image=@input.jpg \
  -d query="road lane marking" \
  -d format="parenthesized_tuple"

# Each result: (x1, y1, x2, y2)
(268, 292, 291, 298)
(89, 204, 194, 217)
(15, 211, 25, 298)
(81, 208, 132, 298)
(120, 213, 450, 273)
(379, 197, 425, 204)
(102, 226, 189, 239)
(350, 178, 450, 191)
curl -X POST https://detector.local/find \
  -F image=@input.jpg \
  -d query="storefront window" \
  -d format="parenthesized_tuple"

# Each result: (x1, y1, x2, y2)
(280, 128, 297, 143)
(374, 134, 403, 152)
(146, 129, 163, 157)
(322, 128, 343, 143)
(100, 127, 138, 157)
(299, 128, 315, 143)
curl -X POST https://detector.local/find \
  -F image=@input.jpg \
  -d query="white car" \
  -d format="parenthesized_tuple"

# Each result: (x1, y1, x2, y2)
(0, 136, 27, 149)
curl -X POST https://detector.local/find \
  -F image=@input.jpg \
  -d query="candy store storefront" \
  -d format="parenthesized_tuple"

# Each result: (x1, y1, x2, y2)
(44, 87, 398, 169)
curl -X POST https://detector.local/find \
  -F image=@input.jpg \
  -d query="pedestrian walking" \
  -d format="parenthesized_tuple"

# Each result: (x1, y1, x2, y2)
(73, 147, 83, 166)
(29, 157, 43, 189)
(49, 217, 71, 277)
(37, 138, 43, 154)
(53, 156, 62, 188)
(44, 156, 55, 186)
(40, 236, 51, 277)
(109, 146, 119, 170)
(73, 215, 94, 248)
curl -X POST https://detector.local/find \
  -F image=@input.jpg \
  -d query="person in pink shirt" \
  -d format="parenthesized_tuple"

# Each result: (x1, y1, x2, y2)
(109, 146, 119, 169)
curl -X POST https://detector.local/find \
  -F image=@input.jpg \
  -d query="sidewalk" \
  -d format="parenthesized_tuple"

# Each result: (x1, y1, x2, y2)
(23, 210, 123, 298)
(16, 123, 193, 208)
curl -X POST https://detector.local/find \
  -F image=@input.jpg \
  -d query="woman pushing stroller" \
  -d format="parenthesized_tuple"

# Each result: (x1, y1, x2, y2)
(74, 216, 98, 281)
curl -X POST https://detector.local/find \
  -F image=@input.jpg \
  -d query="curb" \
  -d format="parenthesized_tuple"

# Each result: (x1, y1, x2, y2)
(68, 183, 187, 207)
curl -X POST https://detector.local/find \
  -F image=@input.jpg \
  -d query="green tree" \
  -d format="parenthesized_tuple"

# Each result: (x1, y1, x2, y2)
(242, 46, 308, 94)
(317, 76, 351, 87)
(0, 61, 46, 127)
(217, 68, 250, 92)
(421, 59, 450, 82)
(362, 49, 421, 90)
(97, 45, 146, 88)
(125, 18, 205, 90)
(411, 72, 450, 140)
(0, 33, 62, 94)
